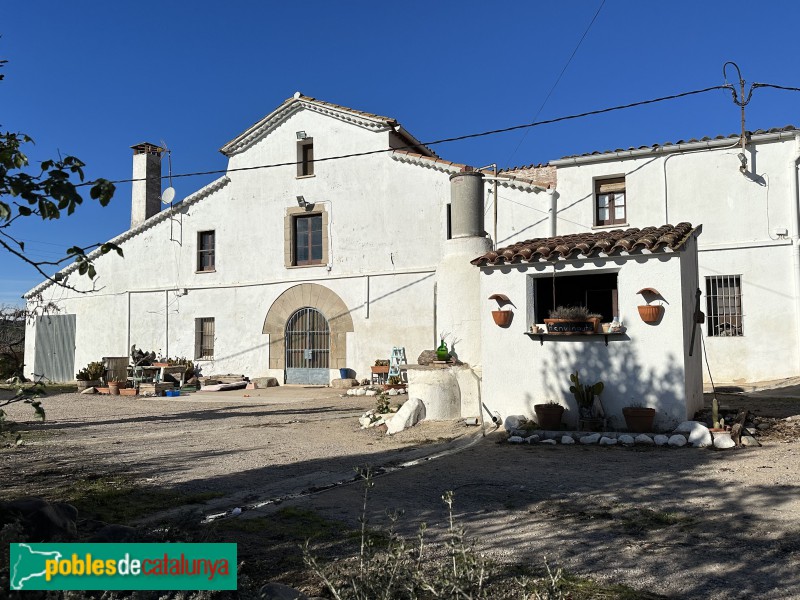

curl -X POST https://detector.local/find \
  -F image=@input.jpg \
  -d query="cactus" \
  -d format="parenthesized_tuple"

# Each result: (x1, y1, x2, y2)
(569, 371, 604, 408)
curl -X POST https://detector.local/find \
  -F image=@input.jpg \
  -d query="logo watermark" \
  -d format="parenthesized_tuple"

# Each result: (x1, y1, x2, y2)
(9, 543, 237, 591)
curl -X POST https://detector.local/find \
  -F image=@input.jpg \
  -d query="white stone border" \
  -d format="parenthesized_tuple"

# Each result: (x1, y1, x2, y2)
(507, 421, 755, 450)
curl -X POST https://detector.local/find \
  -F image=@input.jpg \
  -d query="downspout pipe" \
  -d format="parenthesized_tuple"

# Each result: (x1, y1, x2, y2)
(790, 133, 800, 373)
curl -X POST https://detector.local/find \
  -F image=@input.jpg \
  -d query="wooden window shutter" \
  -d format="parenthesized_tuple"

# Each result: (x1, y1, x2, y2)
(194, 318, 202, 359)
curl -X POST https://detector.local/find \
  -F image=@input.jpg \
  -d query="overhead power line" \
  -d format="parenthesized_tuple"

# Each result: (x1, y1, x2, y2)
(753, 82, 800, 93)
(505, 0, 606, 165)
(78, 83, 736, 188)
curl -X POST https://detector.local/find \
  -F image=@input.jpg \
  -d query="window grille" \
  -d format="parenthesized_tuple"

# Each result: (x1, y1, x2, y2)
(195, 317, 215, 359)
(705, 275, 743, 337)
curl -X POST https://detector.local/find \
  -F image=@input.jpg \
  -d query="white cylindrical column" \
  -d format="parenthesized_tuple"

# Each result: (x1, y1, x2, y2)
(436, 170, 491, 366)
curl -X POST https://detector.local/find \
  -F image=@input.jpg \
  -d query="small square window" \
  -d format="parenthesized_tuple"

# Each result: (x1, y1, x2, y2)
(197, 230, 215, 272)
(706, 275, 743, 336)
(195, 317, 215, 359)
(297, 139, 314, 177)
(595, 178, 626, 226)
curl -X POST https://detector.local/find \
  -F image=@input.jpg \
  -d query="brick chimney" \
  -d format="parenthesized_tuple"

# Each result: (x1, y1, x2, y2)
(130, 142, 164, 228)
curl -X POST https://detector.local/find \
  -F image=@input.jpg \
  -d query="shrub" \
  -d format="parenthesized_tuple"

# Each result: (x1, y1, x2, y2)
(76, 361, 104, 381)
(548, 306, 602, 321)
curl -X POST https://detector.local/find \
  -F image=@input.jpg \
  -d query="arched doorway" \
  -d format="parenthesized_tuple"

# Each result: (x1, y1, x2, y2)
(263, 284, 354, 382)
(285, 307, 330, 384)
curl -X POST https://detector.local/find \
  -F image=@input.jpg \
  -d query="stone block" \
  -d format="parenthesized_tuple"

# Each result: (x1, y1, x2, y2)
(331, 378, 358, 389)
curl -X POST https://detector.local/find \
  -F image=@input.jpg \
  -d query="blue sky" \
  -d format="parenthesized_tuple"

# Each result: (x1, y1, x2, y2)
(3, 1, 799, 304)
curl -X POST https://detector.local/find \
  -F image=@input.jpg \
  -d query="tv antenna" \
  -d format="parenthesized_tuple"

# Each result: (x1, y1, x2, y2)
(160, 140, 182, 245)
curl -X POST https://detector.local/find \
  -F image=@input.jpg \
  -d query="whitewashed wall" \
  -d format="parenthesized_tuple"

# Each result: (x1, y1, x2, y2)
(478, 245, 702, 431)
(27, 105, 531, 382)
(492, 133, 800, 384)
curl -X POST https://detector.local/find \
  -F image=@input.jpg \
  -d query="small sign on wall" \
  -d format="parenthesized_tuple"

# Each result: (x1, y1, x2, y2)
(545, 321, 595, 334)
(304, 349, 313, 360)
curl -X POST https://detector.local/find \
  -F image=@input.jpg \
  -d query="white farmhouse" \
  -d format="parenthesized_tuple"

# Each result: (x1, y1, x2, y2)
(22, 92, 800, 420)
(22, 94, 543, 385)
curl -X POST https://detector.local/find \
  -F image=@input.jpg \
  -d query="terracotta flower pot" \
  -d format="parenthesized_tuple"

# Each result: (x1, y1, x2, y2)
(623, 407, 656, 433)
(637, 305, 663, 324)
(534, 404, 565, 430)
(492, 310, 514, 327)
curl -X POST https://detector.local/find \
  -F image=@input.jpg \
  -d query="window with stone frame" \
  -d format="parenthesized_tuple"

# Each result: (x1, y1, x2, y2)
(595, 177, 626, 226)
(197, 230, 215, 272)
(293, 213, 323, 265)
(285, 205, 328, 268)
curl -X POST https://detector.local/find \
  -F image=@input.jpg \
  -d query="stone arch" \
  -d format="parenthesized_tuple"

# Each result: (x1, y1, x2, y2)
(263, 283, 354, 370)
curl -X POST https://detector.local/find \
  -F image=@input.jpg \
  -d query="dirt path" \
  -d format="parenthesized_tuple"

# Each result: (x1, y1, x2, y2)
(0, 387, 469, 514)
(2, 387, 799, 598)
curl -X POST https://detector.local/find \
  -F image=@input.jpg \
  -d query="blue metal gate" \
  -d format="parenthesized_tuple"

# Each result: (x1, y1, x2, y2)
(285, 308, 330, 384)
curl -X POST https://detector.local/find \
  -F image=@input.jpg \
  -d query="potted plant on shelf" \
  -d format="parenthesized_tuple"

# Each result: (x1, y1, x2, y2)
(75, 361, 104, 391)
(544, 306, 603, 334)
(569, 370, 604, 419)
(622, 403, 656, 433)
(371, 359, 390, 384)
(534, 401, 565, 430)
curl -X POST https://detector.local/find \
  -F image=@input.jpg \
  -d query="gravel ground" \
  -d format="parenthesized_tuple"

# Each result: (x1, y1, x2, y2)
(2, 386, 799, 599)
(0, 387, 470, 515)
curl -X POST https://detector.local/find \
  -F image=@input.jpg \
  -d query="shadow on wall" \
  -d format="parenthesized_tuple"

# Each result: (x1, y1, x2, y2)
(528, 338, 687, 431)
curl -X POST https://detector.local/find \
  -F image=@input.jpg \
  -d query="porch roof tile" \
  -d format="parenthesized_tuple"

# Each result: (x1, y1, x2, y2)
(471, 222, 696, 266)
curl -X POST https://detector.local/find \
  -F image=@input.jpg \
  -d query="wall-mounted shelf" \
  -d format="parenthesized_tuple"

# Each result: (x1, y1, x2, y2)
(524, 332, 629, 347)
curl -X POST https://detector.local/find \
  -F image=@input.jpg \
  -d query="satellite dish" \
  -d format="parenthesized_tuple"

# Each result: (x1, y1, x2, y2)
(161, 187, 176, 204)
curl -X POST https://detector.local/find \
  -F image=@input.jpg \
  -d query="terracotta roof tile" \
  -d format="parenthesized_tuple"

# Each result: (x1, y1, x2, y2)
(471, 223, 695, 266)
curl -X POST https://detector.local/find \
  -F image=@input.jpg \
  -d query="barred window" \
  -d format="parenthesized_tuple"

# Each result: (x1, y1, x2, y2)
(195, 317, 215, 359)
(705, 275, 743, 337)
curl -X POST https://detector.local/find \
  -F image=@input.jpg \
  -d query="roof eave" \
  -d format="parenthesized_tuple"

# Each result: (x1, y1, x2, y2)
(25, 176, 231, 299)
(552, 130, 799, 167)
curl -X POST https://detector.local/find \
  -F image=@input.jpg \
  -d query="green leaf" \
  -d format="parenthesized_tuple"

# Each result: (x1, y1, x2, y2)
(90, 179, 115, 206)
(87, 264, 96, 279)
(17, 205, 32, 216)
